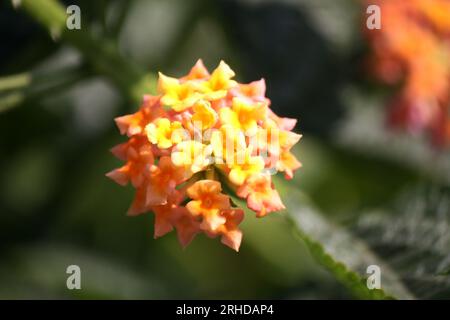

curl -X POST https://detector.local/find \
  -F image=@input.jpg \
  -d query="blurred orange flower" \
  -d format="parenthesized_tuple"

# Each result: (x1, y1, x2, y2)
(364, 0, 450, 147)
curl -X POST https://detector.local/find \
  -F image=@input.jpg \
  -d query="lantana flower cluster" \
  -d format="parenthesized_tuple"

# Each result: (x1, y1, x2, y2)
(107, 60, 301, 251)
(364, 0, 450, 147)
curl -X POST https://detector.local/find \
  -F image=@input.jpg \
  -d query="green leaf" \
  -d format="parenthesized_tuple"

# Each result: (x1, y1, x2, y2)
(275, 177, 413, 299)
(278, 176, 450, 299)
(352, 186, 450, 299)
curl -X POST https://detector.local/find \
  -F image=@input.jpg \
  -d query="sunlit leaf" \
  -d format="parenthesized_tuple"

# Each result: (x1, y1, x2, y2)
(276, 177, 413, 299)
(278, 176, 450, 299)
(353, 186, 450, 299)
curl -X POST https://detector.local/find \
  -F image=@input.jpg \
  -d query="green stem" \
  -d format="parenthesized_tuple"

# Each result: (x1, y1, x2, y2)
(0, 73, 32, 91)
(109, 0, 135, 38)
(0, 66, 88, 112)
(0, 92, 25, 113)
(18, 0, 157, 102)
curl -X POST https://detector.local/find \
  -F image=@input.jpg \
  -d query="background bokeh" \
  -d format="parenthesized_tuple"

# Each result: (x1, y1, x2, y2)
(1, 0, 449, 299)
